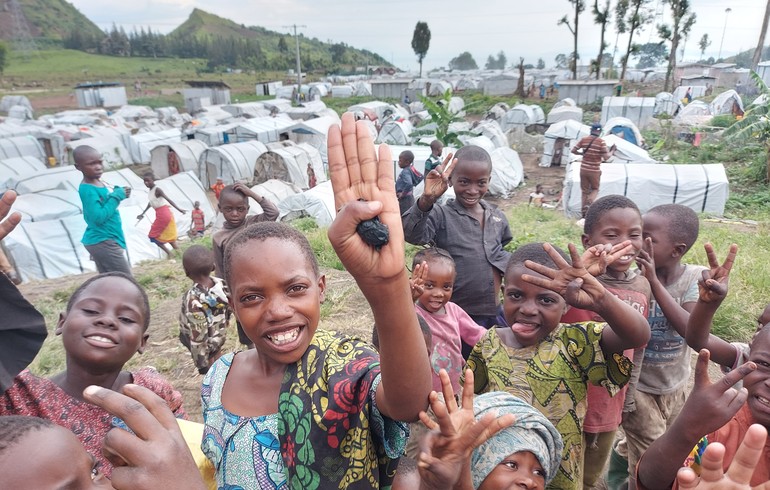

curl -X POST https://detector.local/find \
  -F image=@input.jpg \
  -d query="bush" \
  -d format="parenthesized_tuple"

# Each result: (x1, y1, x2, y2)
(710, 114, 735, 128)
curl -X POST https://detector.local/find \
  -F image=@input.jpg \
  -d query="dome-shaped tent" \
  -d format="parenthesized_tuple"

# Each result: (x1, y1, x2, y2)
(603, 117, 644, 147)
(541, 120, 591, 167)
(710, 90, 744, 116)
(0, 156, 47, 192)
(66, 136, 131, 170)
(546, 105, 583, 124)
(653, 92, 682, 117)
(376, 119, 414, 145)
(501, 104, 546, 131)
(150, 139, 209, 178)
(0, 136, 45, 161)
(278, 180, 336, 226)
(198, 141, 268, 187)
(125, 129, 182, 164)
(253, 142, 326, 189)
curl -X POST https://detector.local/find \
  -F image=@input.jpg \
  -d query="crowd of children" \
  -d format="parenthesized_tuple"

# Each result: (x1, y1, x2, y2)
(3, 113, 770, 490)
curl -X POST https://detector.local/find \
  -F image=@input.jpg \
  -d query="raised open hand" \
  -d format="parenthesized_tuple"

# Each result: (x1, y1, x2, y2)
(327, 112, 406, 283)
(0, 190, 22, 241)
(581, 240, 634, 277)
(697, 243, 738, 304)
(84, 384, 207, 490)
(677, 424, 770, 489)
(410, 260, 428, 302)
(421, 153, 456, 203)
(417, 369, 515, 490)
(636, 237, 657, 283)
(523, 242, 607, 310)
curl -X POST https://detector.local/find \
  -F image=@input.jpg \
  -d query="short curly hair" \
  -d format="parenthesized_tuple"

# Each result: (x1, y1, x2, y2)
(645, 204, 700, 252)
(583, 195, 641, 236)
(505, 242, 570, 277)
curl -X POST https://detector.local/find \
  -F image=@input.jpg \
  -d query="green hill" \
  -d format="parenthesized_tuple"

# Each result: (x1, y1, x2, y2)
(0, 0, 103, 43)
(169, 8, 391, 71)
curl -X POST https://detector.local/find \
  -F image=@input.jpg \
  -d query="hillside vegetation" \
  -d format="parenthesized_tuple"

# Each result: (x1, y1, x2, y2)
(0, 0, 102, 43)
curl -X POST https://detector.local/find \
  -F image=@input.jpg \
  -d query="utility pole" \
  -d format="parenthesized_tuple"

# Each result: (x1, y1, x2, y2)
(718, 8, 732, 61)
(283, 24, 306, 104)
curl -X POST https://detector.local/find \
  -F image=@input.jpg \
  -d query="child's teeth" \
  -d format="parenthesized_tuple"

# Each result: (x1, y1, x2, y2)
(269, 328, 300, 346)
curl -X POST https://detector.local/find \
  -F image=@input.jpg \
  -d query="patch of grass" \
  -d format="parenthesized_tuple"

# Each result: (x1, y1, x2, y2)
(504, 204, 580, 252)
(320, 284, 354, 319)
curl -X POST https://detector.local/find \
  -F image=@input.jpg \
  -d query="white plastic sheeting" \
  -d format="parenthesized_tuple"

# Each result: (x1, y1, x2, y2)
(0, 95, 32, 114)
(285, 101, 328, 120)
(287, 115, 340, 164)
(0, 136, 45, 161)
(278, 180, 336, 226)
(653, 92, 682, 117)
(501, 105, 546, 131)
(0, 156, 47, 191)
(376, 120, 414, 145)
(254, 142, 327, 189)
(66, 136, 131, 169)
(488, 147, 524, 198)
(150, 139, 209, 178)
(470, 120, 508, 148)
(198, 140, 268, 187)
(210, 179, 302, 233)
(562, 163, 729, 218)
(600, 97, 656, 129)
(540, 120, 591, 167)
(226, 116, 296, 144)
(0, 122, 38, 138)
(603, 117, 645, 147)
(13, 166, 82, 194)
(547, 105, 583, 124)
(222, 102, 271, 118)
(13, 189, 82, 222)
(193, 123, 240, 147)
(710, 90, 744, 116)
(601, 134, 656, 164)
(125, 129, 182, 164)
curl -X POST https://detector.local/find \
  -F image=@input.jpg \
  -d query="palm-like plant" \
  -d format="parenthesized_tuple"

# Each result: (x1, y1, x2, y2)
(724, 71, 770, 183)
(412, 89, 480, 147)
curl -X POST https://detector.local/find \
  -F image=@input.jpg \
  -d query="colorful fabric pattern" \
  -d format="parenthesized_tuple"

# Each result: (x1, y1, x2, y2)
(201, 330, 408, 490)
(465, 323, 632, 490)
(0, 368, 187, 478)
(179, 277, 231, 371)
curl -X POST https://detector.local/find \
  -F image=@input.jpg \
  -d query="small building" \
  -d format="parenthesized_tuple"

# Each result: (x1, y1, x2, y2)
(183, 80, 231, 113)
(256, 80, 283, 96)
(679, 74, 716, 88)
(74, 82, 127, 108)
(481, 74, 519, 96)
(370, 79, 410, 99)
(557, 80, 618, 105)
(674, 63, 711, 82)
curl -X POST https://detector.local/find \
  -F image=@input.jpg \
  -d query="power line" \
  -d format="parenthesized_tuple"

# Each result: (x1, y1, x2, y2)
(283, 24, 306, 104)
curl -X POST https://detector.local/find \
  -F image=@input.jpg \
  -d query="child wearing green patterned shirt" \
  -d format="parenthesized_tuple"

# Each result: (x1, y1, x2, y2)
(466, 242, 650, 490)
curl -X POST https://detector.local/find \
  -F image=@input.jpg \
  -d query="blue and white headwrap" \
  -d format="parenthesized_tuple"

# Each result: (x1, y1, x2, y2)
(471, 392, 563, 487)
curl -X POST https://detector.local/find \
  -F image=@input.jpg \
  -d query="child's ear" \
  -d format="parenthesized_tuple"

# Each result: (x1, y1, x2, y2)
(672, 242, 687, 258)
(581, 234, 592, 249)
(137, 333, 149, 354)
(55, 313, 66, 336)
(317, 274, 326, 303)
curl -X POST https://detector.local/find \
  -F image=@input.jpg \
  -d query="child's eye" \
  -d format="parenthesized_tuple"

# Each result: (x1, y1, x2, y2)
(503, 461, 519, 470)
(508, 291, 522, 300)
(119, 316, 137, 324)
(534, 468, 546, 478)
(82, 308, 99, 315)
(288, 285, 307, 294)
(540, 296, 557, 305)
(240, 293, 261, 303)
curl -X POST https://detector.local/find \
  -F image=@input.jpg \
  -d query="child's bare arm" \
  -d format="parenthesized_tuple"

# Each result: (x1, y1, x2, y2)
(327, 113, 431, 421)
(686, 243, 739, 368)
(156, 188, 186, 214)
(523, 243, 650, 353)
(637, 350, 754, 489)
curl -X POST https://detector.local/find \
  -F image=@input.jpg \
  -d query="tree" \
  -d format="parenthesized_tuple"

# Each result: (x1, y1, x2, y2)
(555, 53, 569, 69)
(278, 36, 288, 55)
(558, 0, 586, 79)
(515, 57, 526, 97)
(725, 71, 770, 182)
(496, 51, 507, 70)
(0, 42, 7, 77)
(698, 33, 711, 60)
(411, 21, 431, 78)
(592, 0, 611, 79)
(485, 55, 497, 69)
(449, 51, 478, 70)
(330, 43, 347, 64)
(616, 0, 652, 81)
(633, 42, 668, 68)
(659, 0, 696, 92)
(537, 58, 545, 69)
(753, 0, 770, 70)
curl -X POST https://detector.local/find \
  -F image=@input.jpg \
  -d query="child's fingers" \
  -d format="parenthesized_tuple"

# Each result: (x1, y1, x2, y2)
(460, 369, 475, 410)
(419, 410, 439, 431)
(438, 370, 459, 413)
(565, 278, 584, 300)
(522, 260, 557, 280)
(692, 349, 713, 389)
(84, 385, 171, 441)
(607, 241, 634, 262)
(439, 154, 456, 179)
(521, 272, 558, 291)
(471, 413, 516, 448)
(675, 467, 700, 488)
(696, 441, 729, 484)
(375, 141, 393, 191)
(704, 242, 719, 269)
(566, 243, 583, 268)
(643, 236, 653, 255)
(718, 362, 756, 396)
(0, 210, 21, 241)
(721, 244, 738, 272)
(724, 424, 768, 484)
(341, 113, 362, 187)
(327, 117, 350, 205)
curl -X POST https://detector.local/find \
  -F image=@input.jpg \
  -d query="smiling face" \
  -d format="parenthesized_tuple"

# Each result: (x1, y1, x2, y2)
(503, 266, 567, 347)
(416, 259, 455, 314)
(744, 329, 770, 427)
(228, 237, 325, 367)
(477, 451, 546, 490)
(0, 425, 114, 490)
(583, 207, 644, 274)
(56, 276, 148, 373)
(218, 191, 249, 227)
(449, 159, 491, 209)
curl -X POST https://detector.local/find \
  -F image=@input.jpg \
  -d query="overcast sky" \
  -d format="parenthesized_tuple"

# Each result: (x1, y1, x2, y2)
(69, 0, 766, 72)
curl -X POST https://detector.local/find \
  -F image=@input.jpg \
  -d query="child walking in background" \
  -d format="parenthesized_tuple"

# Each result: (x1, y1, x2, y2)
(190, 201, 205, 237)
(395, 150, 422, 216)
(73, 145, 133, 275)
(403, 145, 512, 328)
(200, 113, 431, 489)
(424, 139, 444, 174)
(179, 245, 231, 375)
(307, 162, 317, 189)
(559, 195, 651, 489)
(137, 172, 187, 259)
(212, 182, 278, 347)
(466, 242, 650, 489)
(210, 177, 225, 199)
(0, 272, 187, 478)
(617, 204, 707, 489)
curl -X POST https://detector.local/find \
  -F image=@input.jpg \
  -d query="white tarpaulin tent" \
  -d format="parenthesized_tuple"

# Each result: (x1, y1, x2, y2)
(253, 142, 327, 189)
(603, 117, 645, 147)
(488, 147, 524, 198)
(1, 95, 32, 114)
(287, 115, 339, 164)
(198, 140, 268, 187)
(226, 116, 295, 144)
(654, 92, 682, 117)
(66, 136, 131, 169)
(286, 101, 328, 120)
(501, 105, 546, 131)
(193, 123, 240, 147)
(562, 163, 728, 218)
(675, 100, 712, 125)
(210, 179, 302, 233)
(222, 102, 270, 118)
(0, 136, 45, 161)
(541, 120, 591, 167)
(125, 129, 181, 164)
(0, 156, 47, 191)
(710, 90, 744, 116)
(600, 97, 656, 129)
(601, 134, 656, 163)
(278, 180, 336, 226)
(13, 165, 82, 193)
(13, 189, 83, 222)
(376, 120, 414, 145)
(547, 105, 583, 124)
(0, 122, 38, 138)
(470, 120, 508, 148)
(150, 139, 209, 178)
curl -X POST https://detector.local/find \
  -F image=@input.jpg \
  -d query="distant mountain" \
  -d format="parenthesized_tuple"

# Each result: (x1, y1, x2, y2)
(169, 8, 392, 71)
(0, 0, 103, 42)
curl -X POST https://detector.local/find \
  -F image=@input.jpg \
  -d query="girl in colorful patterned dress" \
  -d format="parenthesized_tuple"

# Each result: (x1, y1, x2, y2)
(201, 113, 432, 489)
(0, 272, 187, 478)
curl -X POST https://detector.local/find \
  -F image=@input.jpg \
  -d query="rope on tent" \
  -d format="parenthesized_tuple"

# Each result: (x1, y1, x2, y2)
(701, 165, 710, 213)
(61, 220, 85, 274)
(672, 166, 679, 204)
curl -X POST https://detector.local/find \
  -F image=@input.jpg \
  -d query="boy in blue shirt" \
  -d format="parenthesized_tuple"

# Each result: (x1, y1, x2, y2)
(74, 145, 132, 275)
(395, 150, 422, 216)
